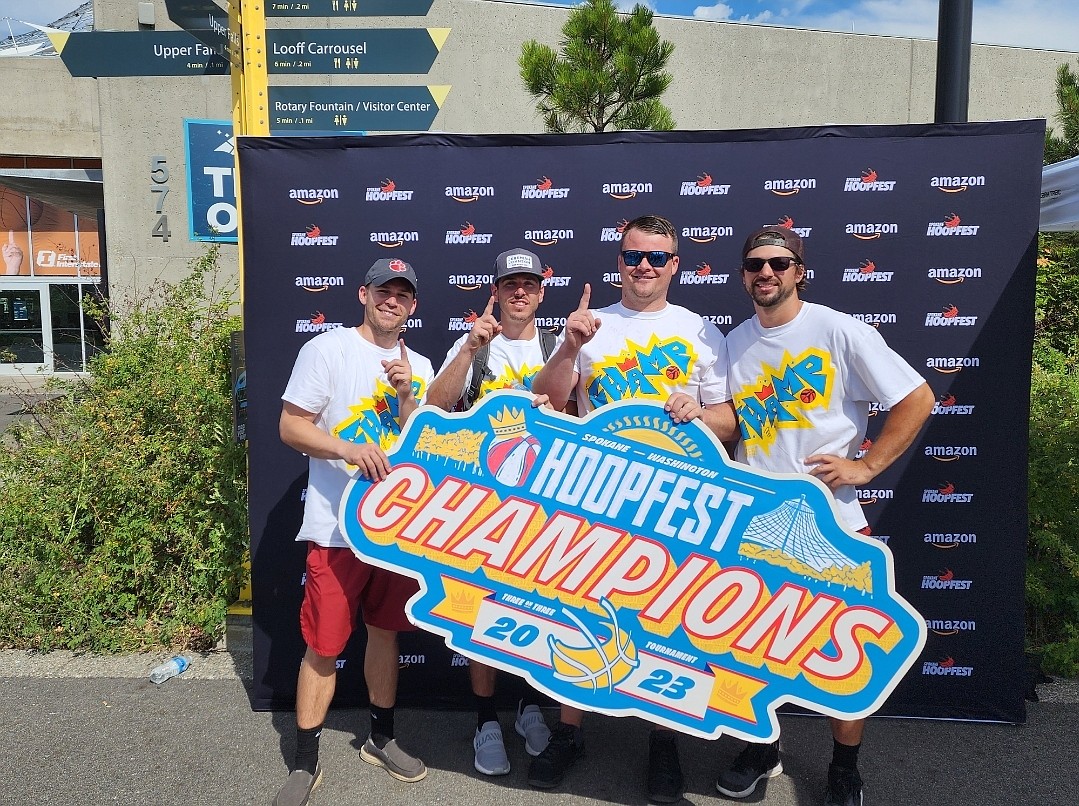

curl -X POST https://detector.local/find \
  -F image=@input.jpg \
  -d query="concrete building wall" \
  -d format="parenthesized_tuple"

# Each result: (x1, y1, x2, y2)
(0, 0, 1074, 295)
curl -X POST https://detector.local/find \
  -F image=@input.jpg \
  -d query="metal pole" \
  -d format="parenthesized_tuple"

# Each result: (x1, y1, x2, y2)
(934, 0, 973, 123)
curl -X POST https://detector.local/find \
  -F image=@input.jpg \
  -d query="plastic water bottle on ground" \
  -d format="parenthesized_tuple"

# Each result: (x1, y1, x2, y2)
(149, 655, 191, 685)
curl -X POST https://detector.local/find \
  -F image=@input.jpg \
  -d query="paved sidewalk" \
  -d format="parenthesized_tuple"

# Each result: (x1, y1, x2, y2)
(2, 648, 1077, 806)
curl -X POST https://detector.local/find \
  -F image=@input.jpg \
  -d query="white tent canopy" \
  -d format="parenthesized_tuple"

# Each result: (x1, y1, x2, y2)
(1041, 155, 1079, 231)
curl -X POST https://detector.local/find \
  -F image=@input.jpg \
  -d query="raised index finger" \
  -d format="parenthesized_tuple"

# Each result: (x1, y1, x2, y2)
(576, 283, 591, 313)
(7, 230, 13, 245)
(399, 338, 408, 360)
(482, 293, 496, 318)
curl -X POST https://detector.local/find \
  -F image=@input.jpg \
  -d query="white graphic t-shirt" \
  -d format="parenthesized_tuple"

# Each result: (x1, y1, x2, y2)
(725, 302, 925, 530)
(437, 331, 548, 404)
(282, 326, 434, 548)
(564, 301, 729, 414)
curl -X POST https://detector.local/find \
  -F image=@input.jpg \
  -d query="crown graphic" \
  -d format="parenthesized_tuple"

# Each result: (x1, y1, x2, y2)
(489, 406, 527, 439)
(450, 589, 476, 613)
(378, 430, 396, 451)
(717, 679, 746, 705)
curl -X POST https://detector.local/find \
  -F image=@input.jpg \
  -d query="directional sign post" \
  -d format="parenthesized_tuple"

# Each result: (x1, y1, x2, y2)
(46, 30, 229, 77)
(269, 85, 450, 133)
(267, 28, 449, 74)
(266, 0, 434, 17)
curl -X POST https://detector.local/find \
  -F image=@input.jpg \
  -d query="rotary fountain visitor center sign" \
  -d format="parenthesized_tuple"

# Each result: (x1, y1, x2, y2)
(340, 392, 925, 741)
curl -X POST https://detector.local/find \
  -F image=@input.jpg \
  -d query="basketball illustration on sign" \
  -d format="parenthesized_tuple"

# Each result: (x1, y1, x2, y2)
(550, 598, 639, 692)
(485, 405, 541, 487)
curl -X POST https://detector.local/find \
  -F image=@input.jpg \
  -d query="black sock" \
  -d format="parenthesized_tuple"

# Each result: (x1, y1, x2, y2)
(832, 739, 860, 770)
(294, 725, 322, 774)
(475, 694, 499, 730)
(370, 705, 395, 743)
(519, 689, 544, 710)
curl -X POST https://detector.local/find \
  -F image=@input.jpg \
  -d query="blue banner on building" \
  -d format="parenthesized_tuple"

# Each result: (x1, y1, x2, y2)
(184, 119, 237, 243)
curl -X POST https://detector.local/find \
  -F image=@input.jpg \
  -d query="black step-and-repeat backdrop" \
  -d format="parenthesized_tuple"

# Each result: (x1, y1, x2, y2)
(238, 121, 1044, 723)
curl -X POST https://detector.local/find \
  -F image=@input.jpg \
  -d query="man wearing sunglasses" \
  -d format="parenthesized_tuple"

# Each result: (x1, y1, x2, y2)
(716, 226, 934, 806)
(530, 215, 737, 804)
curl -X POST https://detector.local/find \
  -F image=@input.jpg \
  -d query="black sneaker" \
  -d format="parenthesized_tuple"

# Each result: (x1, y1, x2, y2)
(824, 763, 863, 806)
(647, 731, 685, 803)
(527, 722, 583, 789)
(715, 741, 782, 799)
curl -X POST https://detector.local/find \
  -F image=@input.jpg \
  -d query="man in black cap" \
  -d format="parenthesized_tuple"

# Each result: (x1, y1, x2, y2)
(715, 227, 933, 806)
(427, 247, 556, 776)
(273, 258, 435, 806)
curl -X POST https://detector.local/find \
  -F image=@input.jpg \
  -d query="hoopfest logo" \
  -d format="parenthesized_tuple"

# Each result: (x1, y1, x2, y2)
(927, 213, 980, 237)
(289, 186, 340, 205)
(773, 215, 812, 239)
(448, 309, 480, 332)
(921, 481, 974, 504)
(446, 184, 495, 202)
(339, 393, 927, 741)
(925, 304, 977, 327)
(842, 259, 894, 283)
(446, 221, 494, 245)
(921, 568, 973, 590)
(600, 218, 630, 244)
(733, 347, 834, 456)
(922, 656, 974, 676)
(603, 180, 653, 200)
(680, 262, 729, 285)
(680, 173, 730, 196)
(541, 263, 572, 287)
(931, 174, 986, 193)
(764, 177, 816, 196)
(843, 168, 896, 192)
(291, 224, 339, 246)
(366, 178, 414, 202)
(295, 310, 343, 333)
(933, 392, 975, 415)
(522, 176, 570, 200)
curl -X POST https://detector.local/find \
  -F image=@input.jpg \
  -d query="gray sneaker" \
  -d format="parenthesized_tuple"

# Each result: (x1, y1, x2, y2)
(272, 765, 322, 806)
(473, 720, 511, 775)
(514, 701, 552, 756)
(360, 735, 428, 782)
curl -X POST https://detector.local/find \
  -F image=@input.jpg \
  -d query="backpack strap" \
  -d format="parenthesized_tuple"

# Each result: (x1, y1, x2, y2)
(463, 341, 492, 410)
(539, 328, 557, 361)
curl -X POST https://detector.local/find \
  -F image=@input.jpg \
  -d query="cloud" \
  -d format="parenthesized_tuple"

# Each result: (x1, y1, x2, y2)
(692, 2, 774, 23)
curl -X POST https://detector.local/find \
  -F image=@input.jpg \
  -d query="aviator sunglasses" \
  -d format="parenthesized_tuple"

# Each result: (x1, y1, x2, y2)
(741, 256, 802, 273)
(620, 250, 677, 268)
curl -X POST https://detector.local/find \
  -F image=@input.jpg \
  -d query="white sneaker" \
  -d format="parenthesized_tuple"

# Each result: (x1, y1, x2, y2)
(514, 701, 552, 757)
(473, 720, 511, 775)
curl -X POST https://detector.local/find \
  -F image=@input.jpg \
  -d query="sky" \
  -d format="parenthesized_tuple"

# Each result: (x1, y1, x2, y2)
(2, 0, 1076, 52)
(505, 0, 1079, 52)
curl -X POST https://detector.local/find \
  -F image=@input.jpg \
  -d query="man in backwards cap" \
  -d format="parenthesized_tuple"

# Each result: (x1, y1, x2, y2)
(716, 227, 933, 806)
(273, 258, 435, 806)
(427, 247, 556, 777)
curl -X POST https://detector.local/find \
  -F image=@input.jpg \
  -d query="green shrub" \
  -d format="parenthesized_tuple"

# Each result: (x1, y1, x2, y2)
(0, 246, 248, 652)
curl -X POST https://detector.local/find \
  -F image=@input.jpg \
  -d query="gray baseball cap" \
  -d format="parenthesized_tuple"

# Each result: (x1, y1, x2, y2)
(364, 258, 418, 293)
(494, 248, 544, 281)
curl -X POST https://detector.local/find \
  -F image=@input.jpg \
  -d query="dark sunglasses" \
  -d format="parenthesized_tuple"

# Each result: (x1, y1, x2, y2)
(741, 256, 802, 273)
(621, 250, 676, 268)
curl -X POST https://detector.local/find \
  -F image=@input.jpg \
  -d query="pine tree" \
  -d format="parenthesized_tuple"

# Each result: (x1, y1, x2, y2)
(519, 0, 675, 133)
(1045, 60, 1079, 164)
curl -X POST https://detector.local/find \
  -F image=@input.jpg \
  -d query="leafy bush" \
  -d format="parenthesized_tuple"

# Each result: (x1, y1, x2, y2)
(1027, 233, 1079, 675)
(0, 246, 248, 652)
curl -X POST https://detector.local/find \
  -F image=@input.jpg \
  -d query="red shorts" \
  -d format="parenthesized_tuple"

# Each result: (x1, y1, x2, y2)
(299, 543, 419, 658)
(857, 526, 872, 536)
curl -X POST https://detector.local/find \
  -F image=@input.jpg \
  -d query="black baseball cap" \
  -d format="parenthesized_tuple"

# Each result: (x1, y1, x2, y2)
(364, 258, 418, 293)
(494, 248, 544, 281)
(742, 226, 805, 264)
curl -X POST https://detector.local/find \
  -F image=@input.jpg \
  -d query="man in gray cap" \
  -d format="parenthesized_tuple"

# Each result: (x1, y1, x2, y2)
(715, 226, 933, 806)
(273, 257, 435, 806)
(427, 247, 557, 776)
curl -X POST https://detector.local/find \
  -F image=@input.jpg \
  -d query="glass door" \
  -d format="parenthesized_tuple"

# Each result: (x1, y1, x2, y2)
(0, 284, 50, 374)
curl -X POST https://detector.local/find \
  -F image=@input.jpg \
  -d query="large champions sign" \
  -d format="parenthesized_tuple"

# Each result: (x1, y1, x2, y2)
(340, 393, 925, 740)
(240, 121, 1043, 724)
